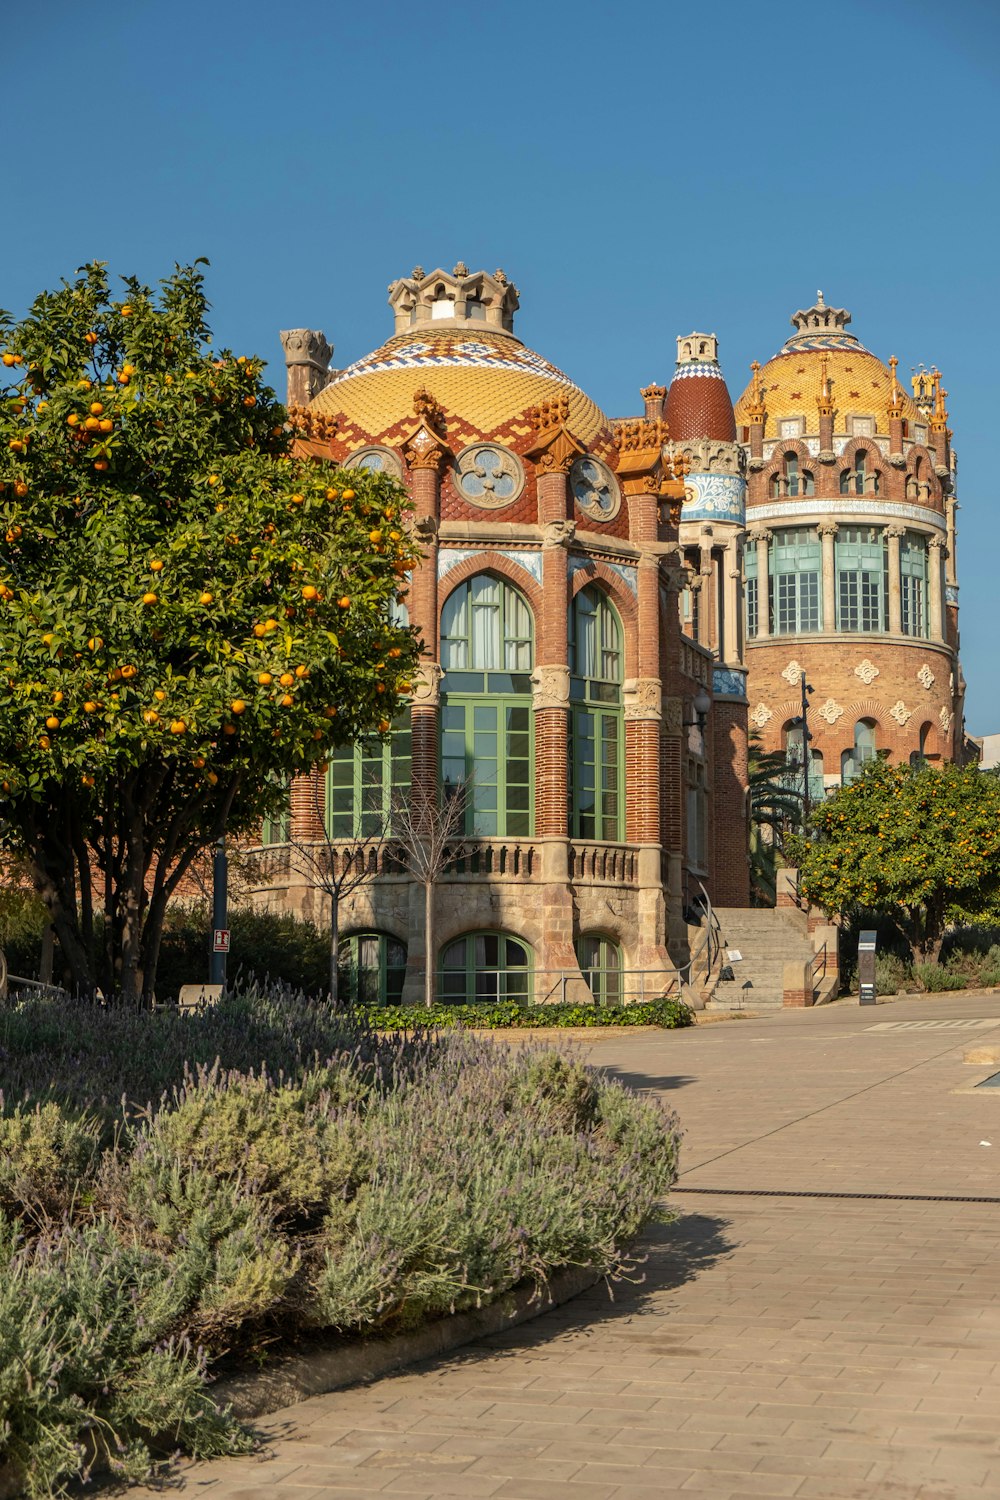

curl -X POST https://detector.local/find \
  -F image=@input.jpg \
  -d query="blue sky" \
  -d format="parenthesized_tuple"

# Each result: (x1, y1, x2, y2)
(5, 0, 999, 730)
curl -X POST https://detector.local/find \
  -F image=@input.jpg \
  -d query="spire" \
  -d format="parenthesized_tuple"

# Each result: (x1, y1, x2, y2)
(746, 360, 766, 424)
(816, 352, 834, 418)
(887, 355, 904, 419)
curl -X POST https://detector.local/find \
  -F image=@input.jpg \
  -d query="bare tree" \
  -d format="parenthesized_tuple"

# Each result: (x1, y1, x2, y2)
(389, 782, 472, 1010)
(252, 776, 390, 1007)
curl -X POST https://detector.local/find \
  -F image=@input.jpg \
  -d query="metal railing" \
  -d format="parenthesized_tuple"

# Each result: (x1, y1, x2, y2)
(677, 878, 722, 988)
(435, 967, 683, 1008)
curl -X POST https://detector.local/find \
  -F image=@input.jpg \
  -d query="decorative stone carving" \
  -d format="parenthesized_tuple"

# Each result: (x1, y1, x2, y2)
(453, 443, 524, 507)
(542, 519, 576, 548)
(917, 663, 935, 690)
(781, 660, 804, 686)
(817, 521, 840, 539)
(622, 678, 662, 722)
(854, 659, 879, 685)
(939, 704, 953, 734)
(345, 445, 404, 480)
(750, 702, 773, 728)
(524, 396, 587, 474)
(817, 699, 845, 725)
(411, 515, 439, 544)
(530, 664, 571, 711)
(409, 663, 443, 707)
(889, 700, 912, 727)
(662, 696, 684, 736)
(672, 437, 742, 477)
(280, 328, 334, 369)
(286, 405, 338, 444)
(569, 456, 622, 521)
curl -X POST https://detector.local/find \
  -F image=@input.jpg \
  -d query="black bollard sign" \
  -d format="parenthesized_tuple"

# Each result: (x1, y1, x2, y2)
(858, 930, 877, 1005)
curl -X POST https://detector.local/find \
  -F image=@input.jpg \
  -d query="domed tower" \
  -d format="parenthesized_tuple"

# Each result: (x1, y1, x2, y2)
(267, 266, 705, 1006)
(663, 332, 749, 907)
(734, 294, 964, 796)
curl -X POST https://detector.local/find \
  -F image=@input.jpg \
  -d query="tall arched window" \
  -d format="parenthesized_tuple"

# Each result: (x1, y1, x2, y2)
(440, 575, 533, 836)
(440, 931, 532, 1004)
(785, 451, 800, 496)
(327, 715, 412, 838)
(910, 722, 933, 768)
(576, 934, 621, 1006)
(338, 932, 407, 1006)
(783, 722, 824, 804)
(840, 451, 881, 497)
(842, 719, 878, 784)
(835, 527, 887, 632)
(568, 587, 623, 840)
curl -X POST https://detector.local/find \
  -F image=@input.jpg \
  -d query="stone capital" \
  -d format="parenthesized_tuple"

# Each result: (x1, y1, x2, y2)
(929, 535, 948, 553)
(542, 518, 576, 548)
(817, 521, 839, 539)
(885, 524, 906, 540)
(280, 328, 333, 370)
(410, 514, 440, 544)
(748, 527, 772, 544)
(623, 677, 662, 722)
(410, 662, 444, 707)
(530, 664, 571, 710)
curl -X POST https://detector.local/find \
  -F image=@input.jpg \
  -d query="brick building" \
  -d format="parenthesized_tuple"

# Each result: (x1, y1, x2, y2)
(251, 266, 751, 1005)
(733, 293, 965, 789)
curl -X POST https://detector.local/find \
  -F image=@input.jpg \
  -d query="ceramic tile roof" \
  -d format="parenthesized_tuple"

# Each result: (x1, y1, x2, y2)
(312, 328, 612, 449)
(733, 347, 921, 438)
(665, 363, 737, 442)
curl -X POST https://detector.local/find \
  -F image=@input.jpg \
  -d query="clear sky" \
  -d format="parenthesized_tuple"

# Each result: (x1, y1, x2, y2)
(5, 0, 999, 731)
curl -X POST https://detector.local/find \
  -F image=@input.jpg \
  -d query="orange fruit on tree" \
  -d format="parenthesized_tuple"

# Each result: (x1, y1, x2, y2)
(378, 719, 390, 733)
(45, 716, 60, 730)
(206, 770, 219, 785)
(82, 774, 94, 787)
(67, 413, 79, 426)
(89, 402, 104, 415)
(192, 755, 206, 768)
(279, 672, 294, 687)
(230, 699, 246, 715)
(153, 688, 166, 701)
(342, 489, 355, 500)
(121, 665, 137, 679)
(199, 591, 213, 605)
(141, 591, 157, 605)
(121, 305, 132, 317)
(122, 364, 134, 377)
(279, 693, 293, 707)
(1, 354, 15, 367)
(222, 723, 237, 736)
(84, 332, 98, 345)
(83, 700, 97, 713)
(301, 585, 318, 600)
(38, 735, 50, 749)
(337, 596, 350, 609)
(369, 530, 382, 545)
(94, 460, 109, 472)
(99, 418, 113, 433)
(52, 690, 63, 704)
(325, 488, 338, 500)
(143, 710, 159, 725)
(84, 416, 100, 431)
(208, 474, 219, 486)
(169, 719, 186, 734)
(295, 665, 309, 678)
(149, 559, 164, 572)
(14, 482, 28, 497)
(323, 706, 337, 718)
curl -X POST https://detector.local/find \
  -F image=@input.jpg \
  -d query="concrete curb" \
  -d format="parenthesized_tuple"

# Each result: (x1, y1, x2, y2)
(213, 1263, 602, 1421)
(0, 1265, 601, 1497)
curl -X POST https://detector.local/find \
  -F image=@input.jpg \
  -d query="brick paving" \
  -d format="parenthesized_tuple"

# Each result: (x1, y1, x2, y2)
(134, 993, 1000, 1499)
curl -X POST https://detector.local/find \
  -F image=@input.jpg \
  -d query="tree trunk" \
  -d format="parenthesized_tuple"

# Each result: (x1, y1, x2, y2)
(329, 886, 339, 1007)
(423, 877, 434, 1010)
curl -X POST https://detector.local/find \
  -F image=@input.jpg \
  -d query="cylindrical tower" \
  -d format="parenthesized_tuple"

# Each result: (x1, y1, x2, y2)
(733, 294, 964, 789)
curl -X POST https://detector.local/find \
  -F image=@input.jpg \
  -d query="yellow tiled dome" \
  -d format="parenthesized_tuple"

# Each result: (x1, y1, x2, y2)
(734, 346, 921, 439)
(311, 326, 612, 453)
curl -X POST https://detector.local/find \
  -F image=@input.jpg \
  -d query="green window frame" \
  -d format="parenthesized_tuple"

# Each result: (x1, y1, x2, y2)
(744, 543, 759, 639)
(338, 931, 407, 1007)
(326, 716, 412, 839)
(568, 587, 624, 841)
(900, 532, 928, 638)
(440, 698, 532, 836)
(836, 527, 887, 632)
(262, 779, 291, 846)
(439, 931, 532, 1005)
(440, 574, 533, 692)
(771, 527, 821, 634)
(575, 934, 622, 1006)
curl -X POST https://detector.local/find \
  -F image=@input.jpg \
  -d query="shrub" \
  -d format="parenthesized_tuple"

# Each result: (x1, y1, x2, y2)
(874, 953, 914, 995)
(0, 888, 49, 981)
(913, 962, 967, 992)
(0, 990, 681, 1496)
(361, 996, 695, 1030)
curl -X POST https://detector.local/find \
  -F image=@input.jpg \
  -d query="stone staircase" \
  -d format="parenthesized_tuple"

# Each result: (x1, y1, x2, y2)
(708, 905, 818, 1010)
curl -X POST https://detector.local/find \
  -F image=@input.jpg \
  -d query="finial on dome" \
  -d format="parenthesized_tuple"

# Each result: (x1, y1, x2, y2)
(746, 360, 766, 424)
(816, 353, 834, 417)
(453, 262, 468, 278)
(411, 266, 425, 281)
(816, 290, 825, 306)
(887, 355, 904, 418)
(931, 368, 949, 426)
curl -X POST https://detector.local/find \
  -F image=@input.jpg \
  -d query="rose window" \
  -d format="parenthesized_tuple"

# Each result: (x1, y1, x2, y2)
(454, 445, 524, 508)
(570, 456, 621, 521)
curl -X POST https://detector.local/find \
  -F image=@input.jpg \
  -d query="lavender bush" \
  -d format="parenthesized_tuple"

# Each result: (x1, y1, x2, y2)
(0, 989, 680, 1498)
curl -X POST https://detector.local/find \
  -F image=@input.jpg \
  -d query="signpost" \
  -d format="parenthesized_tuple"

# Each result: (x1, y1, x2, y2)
(209, 838, 228, 985)
(858, 930, 877, 1005)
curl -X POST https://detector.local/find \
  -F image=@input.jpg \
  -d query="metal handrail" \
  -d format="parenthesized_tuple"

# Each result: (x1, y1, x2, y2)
(431, 967, 683, 1007)
(678, 879, 722, 987)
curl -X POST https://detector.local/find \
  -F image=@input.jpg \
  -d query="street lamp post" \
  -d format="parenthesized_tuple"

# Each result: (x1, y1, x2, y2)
(798, 672, 814, 824)
(209, 837, 228, 986)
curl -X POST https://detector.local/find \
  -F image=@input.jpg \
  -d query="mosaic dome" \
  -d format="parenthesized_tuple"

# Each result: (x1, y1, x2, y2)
(734, 295, 921, 439)
(312, 325, 614, 457)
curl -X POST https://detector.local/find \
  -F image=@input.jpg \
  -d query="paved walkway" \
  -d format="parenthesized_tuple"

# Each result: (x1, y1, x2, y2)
(137, 994, 1000, 1499)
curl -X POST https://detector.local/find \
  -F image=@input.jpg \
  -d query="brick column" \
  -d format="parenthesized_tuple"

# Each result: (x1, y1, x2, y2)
(819, 522, 838, 633)
(886, 525, 904, 635)
(722, 534, 743, 665)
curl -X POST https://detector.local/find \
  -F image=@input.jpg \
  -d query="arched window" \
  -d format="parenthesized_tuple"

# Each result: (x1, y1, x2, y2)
(835, 527, 887, 632)
(910, 722, 933, 768)
(801, 469, 815, 496)
(768, 472, 782, 499)
(568, 587, 624, 840)
(744, 542, 759, 639)
(842, 719, 878, 784)
(338, 932, 407, 1007)
(440, 575, 534, 836)
(576, 934, 621, 1007)
(440, 931, 532, 1004)
(784, 722, 824, 803)
(785, 451, 800, 496)
(327, 715, 412, 838)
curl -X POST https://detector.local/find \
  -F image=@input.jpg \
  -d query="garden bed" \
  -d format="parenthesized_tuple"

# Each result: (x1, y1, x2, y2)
(0, 989, 680, 1498)
(362, 997, 695, 1030)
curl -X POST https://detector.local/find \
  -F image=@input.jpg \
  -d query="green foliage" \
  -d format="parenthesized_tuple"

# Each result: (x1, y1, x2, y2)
(0, 989, 681, 1496)
(358, 996, 696, 1029)
(153, 902, 332, 1000)
(748, 732, 801, 905)
(796, 759, 1000, 958)
(0, 262, 420, 1001)
(912, 961, 967, 992)
(0, 886, 49, 977)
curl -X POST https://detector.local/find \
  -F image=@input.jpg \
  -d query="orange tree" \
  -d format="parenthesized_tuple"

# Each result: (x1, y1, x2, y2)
(795, 757, 1000, 959)
(0, 262, 419, 1002)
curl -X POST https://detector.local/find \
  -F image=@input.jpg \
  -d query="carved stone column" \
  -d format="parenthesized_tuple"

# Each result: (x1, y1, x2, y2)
(400, 390, 449, 661)
(945, 498, 958, 587)
(818, 521, 838, 632)
(886, 525, 905, 635)
(929, 535, 947, 642)
(698, 534, 717, 656)
(722, 535, 744, 665)
(749, 528, 771, 640)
